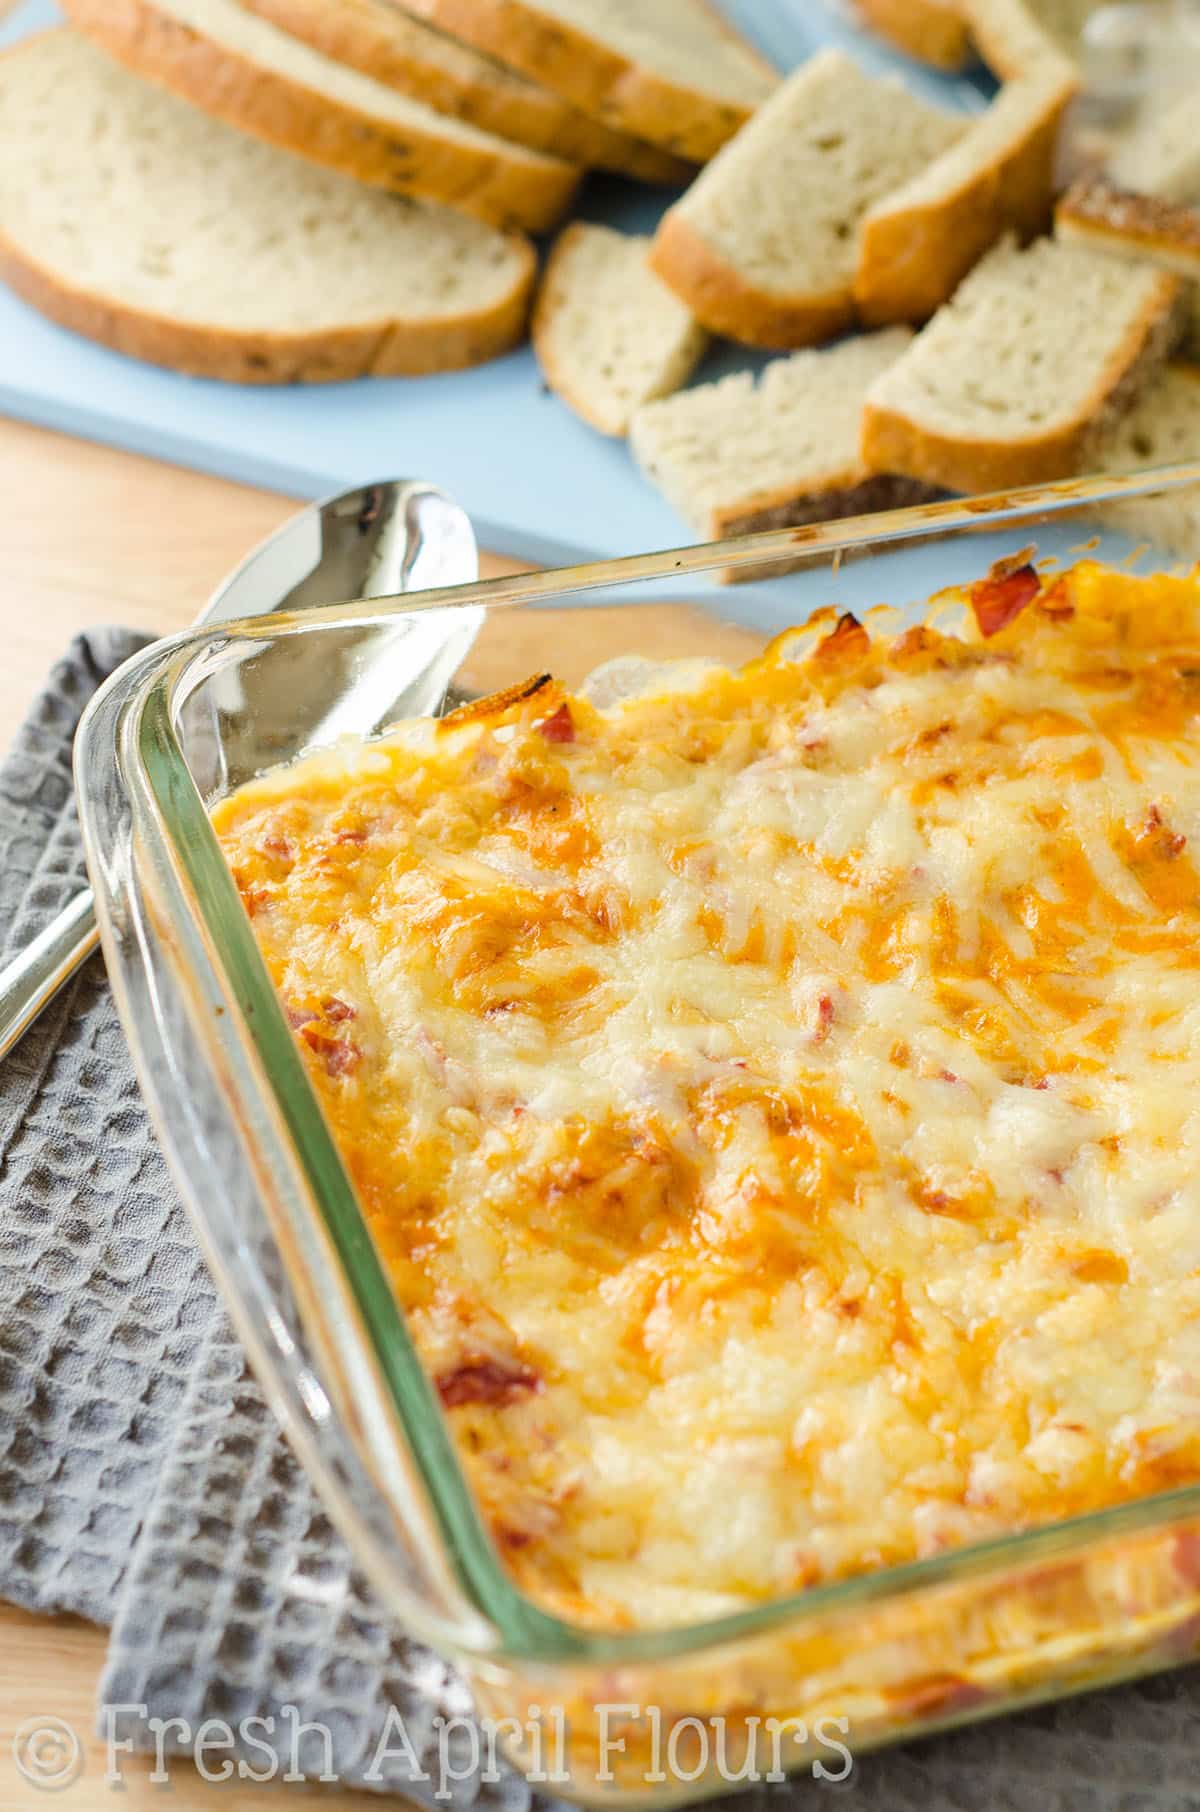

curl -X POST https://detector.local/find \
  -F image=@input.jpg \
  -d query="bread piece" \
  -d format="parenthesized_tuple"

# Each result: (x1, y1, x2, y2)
(533, 224, 707, 437)
(1097, 363, 1200, 564)
(864, 0, 1108, 76)
(239, 0, 692, 183)
(1058, 175, 1200, 279)
(396, 0, 778, 162)
(1110, 86, 1200, 205)
(861, 0, 1104, 74)
(861, 236, 1185, 493)
(1057, 175, 1200, 279)
(856, 60, 1078, 325)
(856, 0, 970, 70)
(651, 50, 966, 350)
(630, 328, 939, 552)
(61, 0, 580, 233)
(1056, 176, 1200, 358)
(957, 0, 1103, 74)
(0, 30, 535, 383)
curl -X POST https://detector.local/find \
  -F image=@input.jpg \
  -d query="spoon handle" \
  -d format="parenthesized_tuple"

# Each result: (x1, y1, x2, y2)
(0, 888, 100, 1060)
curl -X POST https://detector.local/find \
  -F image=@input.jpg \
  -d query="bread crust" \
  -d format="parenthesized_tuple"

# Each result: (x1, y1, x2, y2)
(650, 212, 854, 350)
(708, 472, 945, 583)
(0, 218, 535, 383)
(61, 0, 580, 232)
(240, 0, 692, 182)
(399, 0, 777, 162)
(856, 67, 1077, 326)
(533, 222, 705, 435)
(856, 0, 969, 70)
(860, 271, 1187, 493)
(1057, 176, 1200, 277)
(709, 472, 944, 540)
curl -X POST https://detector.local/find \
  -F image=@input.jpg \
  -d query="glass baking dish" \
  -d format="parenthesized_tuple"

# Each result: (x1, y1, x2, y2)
(75, 466, 1200, 1805)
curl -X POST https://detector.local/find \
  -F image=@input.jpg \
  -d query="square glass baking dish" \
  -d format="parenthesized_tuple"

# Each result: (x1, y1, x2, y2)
(75, 466, 1200, 1805)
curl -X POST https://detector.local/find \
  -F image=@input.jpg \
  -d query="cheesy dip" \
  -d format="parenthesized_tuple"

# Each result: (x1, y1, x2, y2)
(214, 561, 1200, 1632)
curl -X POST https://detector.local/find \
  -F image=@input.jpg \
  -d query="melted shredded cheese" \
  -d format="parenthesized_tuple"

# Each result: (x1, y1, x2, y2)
(214, 562, 1200, 1631)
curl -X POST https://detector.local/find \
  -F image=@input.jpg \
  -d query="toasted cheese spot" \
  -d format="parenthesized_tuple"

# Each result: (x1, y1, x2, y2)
(215, 562, 1200, 1630)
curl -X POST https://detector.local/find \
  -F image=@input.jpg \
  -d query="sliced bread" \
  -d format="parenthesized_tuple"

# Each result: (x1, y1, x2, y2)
(239, 0, 692, 183)
(1057, 175, 1200, 280)
(856, 60, 1078, 325)
(856, 0, 970, 70)
(630, 328, 939, 549)
(860, 235, 1185, 493)
(532, 224, 707, 437)
(1056, 176, 1200, 359)
(650, 50, 967, 349)
(955, 0, 1103, 74)
(61, 0, 580, 233)
(1096, 363, 1200, 564)
(0, 30, 536, 383)
(861, 0, 1104, 74)
(396, 0, 778, 162)
(1110, 86, 1200, 205)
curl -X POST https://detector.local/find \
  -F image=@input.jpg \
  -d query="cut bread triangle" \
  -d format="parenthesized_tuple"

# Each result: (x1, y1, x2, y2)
(1056, 175, 1200, 359)
(860, 236, 1186, 493)
(651, 50, 966, 349)
(0, 29, 536, 383)
(395, 0, 778, 162)
(1096, 363, 1200, 565)
(533, 223, 707, 437)
(239, 0, 693, 183)
(630, 328, 940, 558)
(61, 0, 580, 233)
(856, 59, 1078, 325)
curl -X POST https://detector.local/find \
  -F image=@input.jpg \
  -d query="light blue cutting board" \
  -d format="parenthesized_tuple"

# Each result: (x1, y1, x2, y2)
(0, 1, 986, 565)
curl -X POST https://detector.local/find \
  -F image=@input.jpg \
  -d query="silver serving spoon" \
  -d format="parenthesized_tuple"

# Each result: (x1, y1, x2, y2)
(0, 478, 478, 1061)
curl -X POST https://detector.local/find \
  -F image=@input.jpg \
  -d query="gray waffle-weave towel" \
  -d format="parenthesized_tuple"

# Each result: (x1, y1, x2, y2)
(0, 627, 215, 1622)
(5, 634, 1200, 1806)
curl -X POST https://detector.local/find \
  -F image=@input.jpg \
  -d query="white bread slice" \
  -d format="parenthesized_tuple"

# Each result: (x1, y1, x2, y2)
(61, 0, 580, 233)
(856, 60, 1078, 325)
(1057, 175, 1200, 281)
(953, 0, 1102, 75)
(861, 236, 1185, 493)
(1096, 363, 1200, 564)
(864, 0, 1106, 75)
(396, 0, 778, 162)
(630, 328, 940, 550)
(532, 224, 708, 437)
(1111, 87, 1200, 205)
(239, 0, 692, 183)
(0, 30, 535, 383)
(1056, 176, 1200, 359)
(651, 51, 967, 350)
(856, 0, 970, 69)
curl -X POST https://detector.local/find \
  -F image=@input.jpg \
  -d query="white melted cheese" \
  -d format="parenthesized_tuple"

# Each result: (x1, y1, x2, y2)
(215, 566, 1200, 1630)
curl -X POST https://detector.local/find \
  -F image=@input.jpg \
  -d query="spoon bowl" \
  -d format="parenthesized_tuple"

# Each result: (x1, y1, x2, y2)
(0, 478, 477, 1060)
